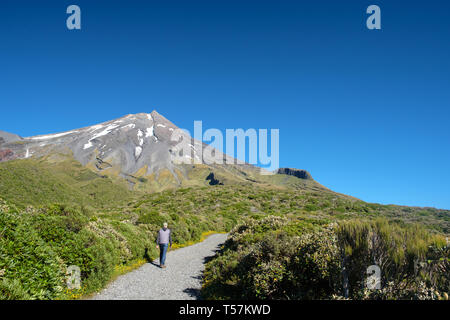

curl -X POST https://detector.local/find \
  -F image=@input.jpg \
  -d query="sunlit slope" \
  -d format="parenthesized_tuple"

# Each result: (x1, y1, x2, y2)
(0, 156, 134, 208)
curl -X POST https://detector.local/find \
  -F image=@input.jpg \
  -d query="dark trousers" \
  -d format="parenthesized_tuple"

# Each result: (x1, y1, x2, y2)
(159, 243, 169, 265)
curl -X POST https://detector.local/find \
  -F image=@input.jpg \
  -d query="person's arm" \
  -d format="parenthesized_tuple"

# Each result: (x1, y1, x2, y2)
(169, 230, 172, 247)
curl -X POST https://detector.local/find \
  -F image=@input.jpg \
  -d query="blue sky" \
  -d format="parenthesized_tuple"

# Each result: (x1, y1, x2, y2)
(1, 1, 449, 209)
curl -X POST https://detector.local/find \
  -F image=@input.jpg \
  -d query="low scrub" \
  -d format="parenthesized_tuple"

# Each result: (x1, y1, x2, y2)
(0, 180, 449, 300)
(0, 200, 156, 300)
(202, 216, 449, 300)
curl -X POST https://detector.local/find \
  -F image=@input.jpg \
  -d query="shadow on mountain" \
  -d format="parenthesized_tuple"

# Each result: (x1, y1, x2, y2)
(206, 172, 223, 185)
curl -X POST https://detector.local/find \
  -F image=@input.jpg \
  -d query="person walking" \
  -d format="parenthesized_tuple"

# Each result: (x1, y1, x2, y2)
(156, 222, 172, 268)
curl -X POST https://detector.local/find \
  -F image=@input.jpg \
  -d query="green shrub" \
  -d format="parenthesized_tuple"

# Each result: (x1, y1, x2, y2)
(202, 216, 449, 300)
(137, 211, 165, 225)
(0, 209, 66, 299)
(0, 200, 156, 300)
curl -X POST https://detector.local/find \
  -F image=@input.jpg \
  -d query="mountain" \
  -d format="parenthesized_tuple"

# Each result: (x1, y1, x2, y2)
(0, 111, 327, 192)
(1, 111, 189, 170)
(0, 112, 448, 301)
(0, 130, 22, 144)
(0, 130, 22, 161)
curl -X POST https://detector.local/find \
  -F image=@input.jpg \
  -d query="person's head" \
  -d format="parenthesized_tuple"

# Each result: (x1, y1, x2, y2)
(163, 222, 168, 230)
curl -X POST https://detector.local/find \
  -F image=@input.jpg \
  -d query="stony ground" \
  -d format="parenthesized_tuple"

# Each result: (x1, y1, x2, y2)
(91, 233, 228, 300)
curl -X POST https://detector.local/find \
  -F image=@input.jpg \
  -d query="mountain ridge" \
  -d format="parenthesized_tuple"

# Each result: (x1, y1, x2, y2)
(0, 111, 327, 193)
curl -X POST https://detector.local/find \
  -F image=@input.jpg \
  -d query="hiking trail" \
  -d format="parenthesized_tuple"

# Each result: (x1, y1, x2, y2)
(91, 233, 228, 300)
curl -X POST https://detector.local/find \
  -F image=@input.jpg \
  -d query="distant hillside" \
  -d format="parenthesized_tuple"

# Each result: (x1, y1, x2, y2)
(0, 157, 133, 209)
(0, 111, 448, 300)
(0, 111, 331, 194)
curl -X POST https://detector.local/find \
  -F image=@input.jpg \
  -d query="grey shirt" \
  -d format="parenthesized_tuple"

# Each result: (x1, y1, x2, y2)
(156, 228, 172, 246)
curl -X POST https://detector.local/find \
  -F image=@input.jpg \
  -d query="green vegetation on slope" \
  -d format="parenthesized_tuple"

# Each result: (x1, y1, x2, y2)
(0, 200, 156, 299)
(0, 157, 449, 300)
(202, 216, 449, 300)
(0, 157, 134, 209)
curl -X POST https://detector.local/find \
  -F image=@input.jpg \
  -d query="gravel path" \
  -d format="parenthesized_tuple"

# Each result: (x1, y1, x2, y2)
(91, 233, 228, 300)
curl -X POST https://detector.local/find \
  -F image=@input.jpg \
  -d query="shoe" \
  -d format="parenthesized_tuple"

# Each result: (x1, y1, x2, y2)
(161, 264, 166, 268)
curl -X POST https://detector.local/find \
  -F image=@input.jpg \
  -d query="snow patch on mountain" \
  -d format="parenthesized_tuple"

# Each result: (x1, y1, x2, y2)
(137, 130, 144, 146)
(84, 124, 120, 149)
(92, 125, 119, 140)
(30, 131, 76, 140)
(145, 126, 154, 138)
(135, 146, 142, 158)
(89, 125, 104, 132)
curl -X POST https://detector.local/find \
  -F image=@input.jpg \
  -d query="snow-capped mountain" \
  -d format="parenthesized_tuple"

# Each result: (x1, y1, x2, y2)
(0, 111, 322, 191)
(0, 111, 240, 185)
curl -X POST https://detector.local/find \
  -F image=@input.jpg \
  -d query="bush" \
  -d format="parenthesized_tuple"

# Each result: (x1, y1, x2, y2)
(0, 200, 156, 300)
(0, 208, 66, 299)
(137, 211, 165, 226)
(202, 216, 449, 300)
(336, 219, 449, 299)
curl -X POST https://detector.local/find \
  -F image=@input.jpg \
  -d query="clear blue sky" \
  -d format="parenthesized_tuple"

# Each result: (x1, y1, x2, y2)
(1, 1, 449, 209)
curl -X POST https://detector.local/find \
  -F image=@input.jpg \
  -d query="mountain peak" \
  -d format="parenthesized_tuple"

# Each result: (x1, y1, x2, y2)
(0, 112, 327, 193)
(0, 110, 203, 181)
(117, 111, 176, 127)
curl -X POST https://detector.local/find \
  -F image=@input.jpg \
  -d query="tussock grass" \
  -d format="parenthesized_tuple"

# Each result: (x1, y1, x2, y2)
(0, 158, 448, 300)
